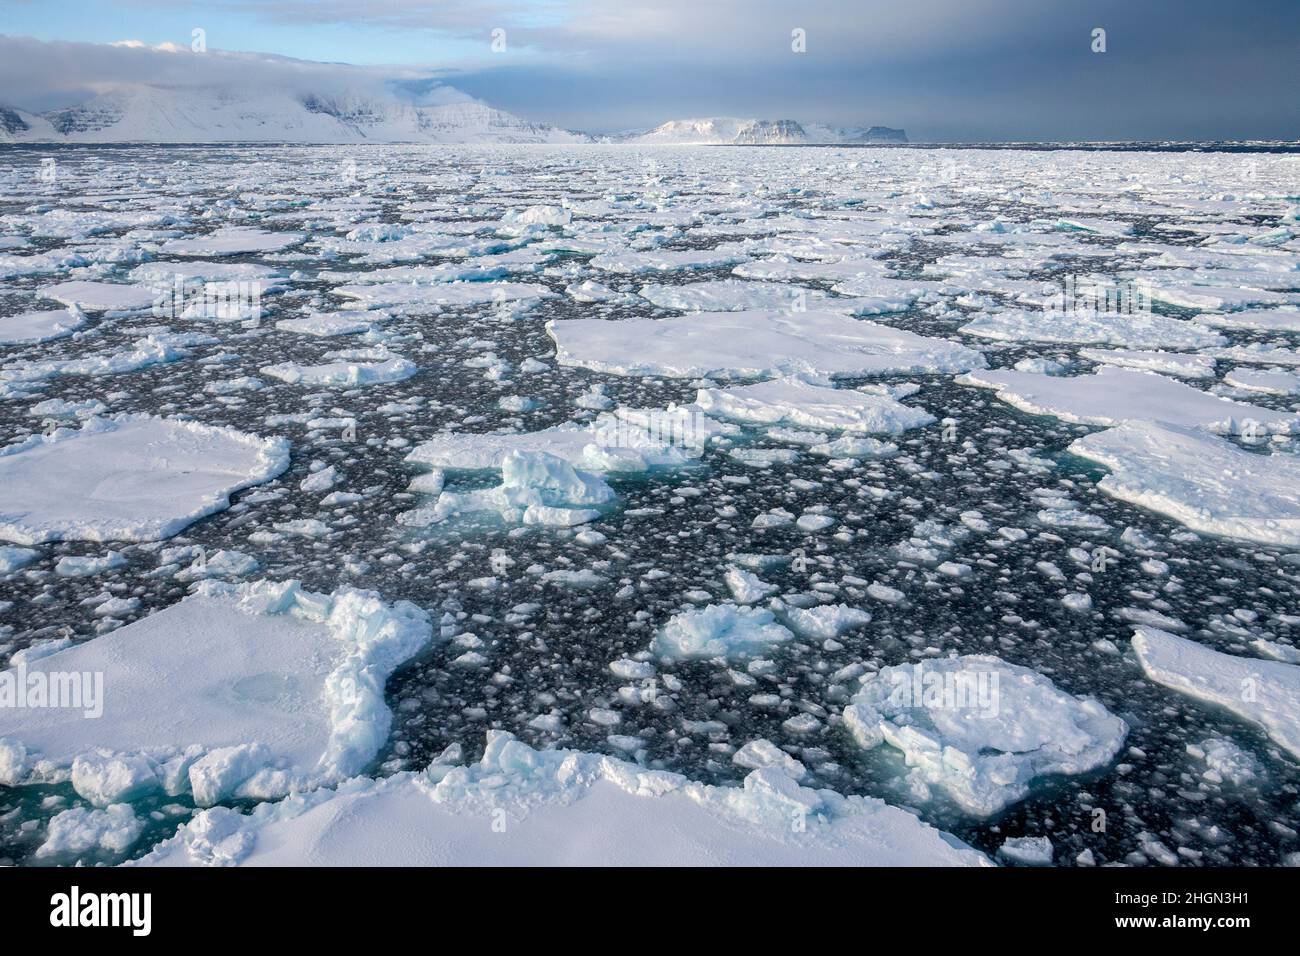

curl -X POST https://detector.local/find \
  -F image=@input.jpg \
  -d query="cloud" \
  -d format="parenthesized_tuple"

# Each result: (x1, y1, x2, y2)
(0, 33, 463, 112)
(3, 0, 1297, 140)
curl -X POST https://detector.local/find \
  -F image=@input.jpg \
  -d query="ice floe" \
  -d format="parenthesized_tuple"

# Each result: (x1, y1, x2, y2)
(0, 415, 288, 543)
(0, 308, 86, 345)
(961, 366, 1298, 435)
(0, 579, 434, 803)
(1132, 626, 1300, 759)
(548, 311, 985, 380)
(844, 655, 1128, 817)
(695, 374, 934, 435)
(133, 731, 989, 867)
(1069, 421, 1300, 546)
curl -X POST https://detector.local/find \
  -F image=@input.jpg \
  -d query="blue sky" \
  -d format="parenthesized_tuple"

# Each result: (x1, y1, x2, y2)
(2, 0, 1297, 140)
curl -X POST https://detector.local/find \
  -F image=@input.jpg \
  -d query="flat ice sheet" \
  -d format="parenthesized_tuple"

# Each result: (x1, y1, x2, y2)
(960, 365, 1298, 435)
(548, 310, 986, 380)
(1070, 420, 1300, 546)
(0, 415, 289, 543)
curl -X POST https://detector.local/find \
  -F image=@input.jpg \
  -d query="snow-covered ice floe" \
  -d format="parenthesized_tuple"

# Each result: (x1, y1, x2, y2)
(1070, 421, 1300, 547)
(0, 415, 288, 544)
(158, 227, 304, 257)
(261, 355, 417, 387)
(960, 366, 1299, 435)
(548, 311, 986, 380)
(960, 309, 1225, 349)
(695, 374, 934, 435)
(406, 406, 733, 473)
(38, 281, 157, 313)
(0, 580, 434, 807)
(844, 655, 1128, 817)
(1132, 627, 1300, 760)
(0, 308, 86, 345)
(130, 731, 991, 866)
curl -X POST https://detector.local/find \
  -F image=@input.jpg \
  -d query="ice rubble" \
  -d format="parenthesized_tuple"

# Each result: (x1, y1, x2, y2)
(695, 375, 935, 435)
(1132, 627, 1300, 760)
(651, 604, 794, 661)
(0, 579, 434, 804)
(406, 406, 732, 473)
(0, 415, 289, 544)
(547, 311, 986, 380)
(36, 804, 144, 859)
(405, 450, 615, 529)
(959, 309, 1225, 349)
(960, 366, 1299, 435)
(134, 732, 990, 867)
(1069, 421, 1300, 546)
(844, 655, 1128, 817)
(0, 308, 86, 345)
(261, 356, 417, 387)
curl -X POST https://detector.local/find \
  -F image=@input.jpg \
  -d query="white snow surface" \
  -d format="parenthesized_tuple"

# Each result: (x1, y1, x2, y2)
(1069, 421, 1300, 546)
(0, 415, 289, 544)
(548, 311, 986, 380)
(1132, 626, 1300, 760)
(133, 731, 989, 867)
(0, 579, 434, 804)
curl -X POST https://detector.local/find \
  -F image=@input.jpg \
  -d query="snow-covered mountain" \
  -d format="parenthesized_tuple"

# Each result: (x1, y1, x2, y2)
(619, 118, 907, 145)
(0, 85, 592, 145)
(0, 89, 906, 146)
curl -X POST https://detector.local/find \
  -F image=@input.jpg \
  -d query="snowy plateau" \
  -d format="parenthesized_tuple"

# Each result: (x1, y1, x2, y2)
(0, 142, 1298, 870)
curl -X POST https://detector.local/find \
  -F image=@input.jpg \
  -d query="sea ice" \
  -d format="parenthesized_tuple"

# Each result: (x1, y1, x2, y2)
(0, 579, 434, 803)
(548, 311, 985, 380)
(652, 604, 794, 661)
(38, 281, 157, 313)
(0, 415, 289, 544)
(844, 655, 1127, 817)
(695, 374, 934, 435)
(1132, 626, 1300, 759)
(261, 356, 417, 387)
(960, 366, 1298, 435)
(134, 731, 990, 867)
(1069, 421, 1300, 546)
(0, 308, 86, 345)
(959, 309, 1224, 349)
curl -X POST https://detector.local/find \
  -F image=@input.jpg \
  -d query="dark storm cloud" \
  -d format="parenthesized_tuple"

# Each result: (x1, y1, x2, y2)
(2, 0, 1297, 139)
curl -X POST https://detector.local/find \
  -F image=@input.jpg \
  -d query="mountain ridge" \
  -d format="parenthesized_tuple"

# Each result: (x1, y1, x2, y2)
(0, 87, 904, 146)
